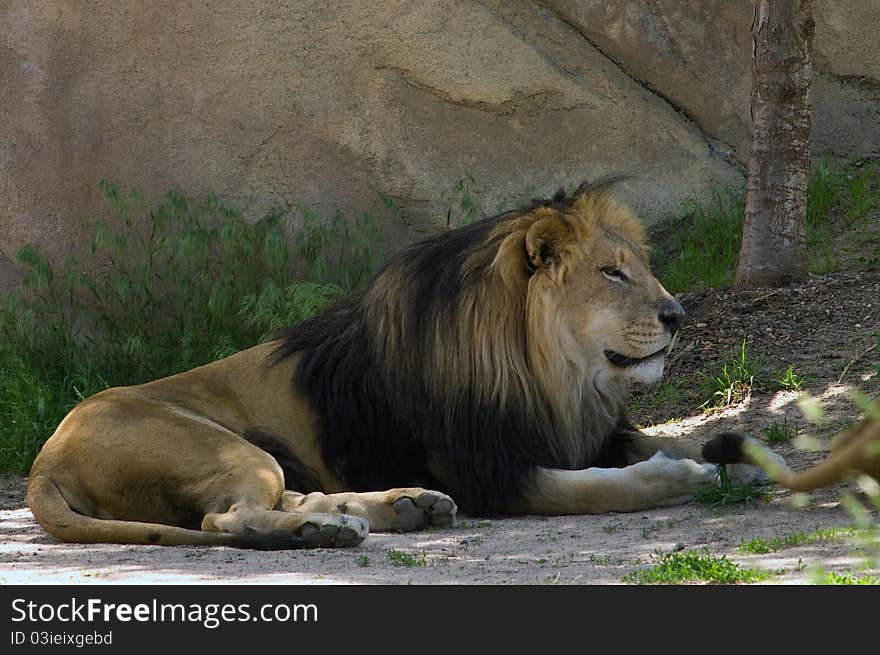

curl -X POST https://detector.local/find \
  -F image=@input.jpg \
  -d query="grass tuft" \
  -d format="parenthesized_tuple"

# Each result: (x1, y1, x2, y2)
(700, 339, 764, 408)
(775, 366, 807, 392)
(816, 570, 879, 585)
(386, 549, 428, 567)
(761, 418, 799, 444)
(739, 527, 865, 554)
(623, 548, 772, 584)
(695, 463, 770, 508)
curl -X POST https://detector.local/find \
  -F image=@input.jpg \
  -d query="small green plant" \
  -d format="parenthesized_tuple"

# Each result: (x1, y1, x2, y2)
(875, 332, 880, 376)
(696, 463, 770, 508)
(775, 366, 807, 392)
(739, 527, 864, 554)
(445, 176, 487, 228)
(357, 555, 370, 568)
(587, 554, 622, 566)
(701, 339, 763, 408)
(859, 252, 880, 271)
(386, 549, 428, 567)
(623, 548, 772, 584)
(761, 417, 799, 443)
(816, 570, 879, 585)
(456, 520, 491, 529)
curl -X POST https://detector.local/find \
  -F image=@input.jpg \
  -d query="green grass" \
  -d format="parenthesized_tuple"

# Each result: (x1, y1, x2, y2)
(700, 339, 764, 408)
(761, 418, 799, 443)
(775, 366, 807, 392)
(654, 157, 880, 292)
(629, 381, 683, 414)
(875, 332, 880, 376)
(0, 181, 383, 473)
(292, 202, 382, 292)
(386, 549, 428, 567)
(357, 555, 370, 568)
(623, 548, 773, 584)
(445, 175, 488, 228)
(651, 188, 744, 293)
(695, 463, 770, 508)
(805, 156, 846, 273)
(816, 570, 879, 585)
(738, 527, 865, 554)
(456, 520, 492, 529)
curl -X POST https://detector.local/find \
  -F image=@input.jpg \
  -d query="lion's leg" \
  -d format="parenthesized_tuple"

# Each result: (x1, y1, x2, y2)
(512, 454, 718, 515)
(196, 445, 368, 547)
(613, 424, 769, 486)
(621, 432, 704, 464)
(278, 488, 457, 532)
(29, 391, 369, 549)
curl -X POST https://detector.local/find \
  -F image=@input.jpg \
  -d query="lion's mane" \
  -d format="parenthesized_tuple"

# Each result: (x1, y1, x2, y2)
(273, 182, 650, 514)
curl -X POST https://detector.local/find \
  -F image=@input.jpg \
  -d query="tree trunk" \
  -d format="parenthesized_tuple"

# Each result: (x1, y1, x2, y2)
(733, 0, 814, 290)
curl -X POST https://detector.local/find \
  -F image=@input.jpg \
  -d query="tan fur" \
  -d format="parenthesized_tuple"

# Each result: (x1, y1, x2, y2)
(27, 185, 726, 548)
(739, 398, 880, 492)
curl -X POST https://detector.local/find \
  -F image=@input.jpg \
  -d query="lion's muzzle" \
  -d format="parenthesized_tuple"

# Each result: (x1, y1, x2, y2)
(658, 296, 685, 333)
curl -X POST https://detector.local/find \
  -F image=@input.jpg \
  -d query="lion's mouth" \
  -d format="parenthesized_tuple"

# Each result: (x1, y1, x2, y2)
(604, 345, 669, 368)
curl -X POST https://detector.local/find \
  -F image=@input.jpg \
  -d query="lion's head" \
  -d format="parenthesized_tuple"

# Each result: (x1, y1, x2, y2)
(442, 179, 685, 457)
(276, 179, 683, 513)
(511, 182, 684, 387)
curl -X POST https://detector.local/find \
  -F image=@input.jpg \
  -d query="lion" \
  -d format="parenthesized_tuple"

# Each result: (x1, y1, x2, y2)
(27, 180, 750, 549)
(703, 397, 880, 492)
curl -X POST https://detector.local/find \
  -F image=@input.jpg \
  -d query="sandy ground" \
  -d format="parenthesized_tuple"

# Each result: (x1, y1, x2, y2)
(0, 482, 871, 585)
(0, 423, 875, 586)
(2, 272, 878, 585)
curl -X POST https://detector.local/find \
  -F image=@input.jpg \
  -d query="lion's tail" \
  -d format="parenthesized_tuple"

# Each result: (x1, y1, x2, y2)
(702, 432, 850, 492)
(26, 476, 306, 550)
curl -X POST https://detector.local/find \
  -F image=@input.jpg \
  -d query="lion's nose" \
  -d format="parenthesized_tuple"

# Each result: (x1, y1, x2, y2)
(658, 297, 685, 332)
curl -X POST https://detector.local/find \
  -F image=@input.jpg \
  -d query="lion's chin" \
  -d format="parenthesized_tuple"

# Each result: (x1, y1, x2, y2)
(603, 344, 669, 384)
(620, 357, 666, 384)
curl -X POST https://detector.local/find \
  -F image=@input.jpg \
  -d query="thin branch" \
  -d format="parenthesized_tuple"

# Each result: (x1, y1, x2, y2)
(837, 343, 878, 384)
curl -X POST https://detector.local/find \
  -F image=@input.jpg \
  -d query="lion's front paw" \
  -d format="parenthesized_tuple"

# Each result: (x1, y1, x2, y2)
(390, 489, 457, 532)
(720, 463, 762, 486)
(720, 450, 785, 486)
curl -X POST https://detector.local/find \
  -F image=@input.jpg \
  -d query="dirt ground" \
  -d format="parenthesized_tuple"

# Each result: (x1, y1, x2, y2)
(1, 272, 878, 585)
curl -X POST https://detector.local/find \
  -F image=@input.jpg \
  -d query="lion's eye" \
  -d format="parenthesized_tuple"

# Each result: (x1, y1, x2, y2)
(601, 266, 628, 283)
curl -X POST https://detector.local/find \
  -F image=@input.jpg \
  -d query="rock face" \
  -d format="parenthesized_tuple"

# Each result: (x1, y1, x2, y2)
(1, 0, 878, 278)
(544, 0, 880, 163)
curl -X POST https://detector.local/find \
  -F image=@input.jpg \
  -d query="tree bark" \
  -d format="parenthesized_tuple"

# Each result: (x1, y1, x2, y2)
(733, 0, 814, 290)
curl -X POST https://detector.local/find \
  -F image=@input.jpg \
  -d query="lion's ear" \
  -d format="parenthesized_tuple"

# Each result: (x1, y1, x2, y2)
(525, 215, 571, 271)
(573, 174, 629, 200)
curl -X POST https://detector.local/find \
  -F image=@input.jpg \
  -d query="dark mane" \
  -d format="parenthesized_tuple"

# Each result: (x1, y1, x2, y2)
(271, 184, 634, 514)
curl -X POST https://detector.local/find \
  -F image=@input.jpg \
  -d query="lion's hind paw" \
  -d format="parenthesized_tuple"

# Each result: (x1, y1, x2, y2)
(298, 513, 369, 547)
(390, 490, 457, 532)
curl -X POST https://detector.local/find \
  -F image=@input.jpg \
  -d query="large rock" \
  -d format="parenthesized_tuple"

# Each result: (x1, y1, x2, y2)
(1, 0, 877, 280)
(544, 0, 880, 162)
